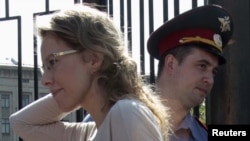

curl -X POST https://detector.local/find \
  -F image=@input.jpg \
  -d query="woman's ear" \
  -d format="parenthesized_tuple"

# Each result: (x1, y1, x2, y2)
(83, 50, 103, 74)
(89, 52, 103, 73)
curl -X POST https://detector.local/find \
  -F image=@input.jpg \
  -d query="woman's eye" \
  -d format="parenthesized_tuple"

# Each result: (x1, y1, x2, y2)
(42, 55, 58, 72)
(48, 59, 56, 70)
(47, 58, 56, 70)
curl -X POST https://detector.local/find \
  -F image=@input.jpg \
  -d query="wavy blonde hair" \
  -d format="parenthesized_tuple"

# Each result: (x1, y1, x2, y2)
(38, 3, 171, 140)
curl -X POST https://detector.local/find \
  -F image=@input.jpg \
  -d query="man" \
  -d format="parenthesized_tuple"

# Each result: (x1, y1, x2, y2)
(147, 4, 233, 141)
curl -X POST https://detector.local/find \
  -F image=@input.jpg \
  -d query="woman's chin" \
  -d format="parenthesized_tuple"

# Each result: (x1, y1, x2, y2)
(59, 103, 79, 113)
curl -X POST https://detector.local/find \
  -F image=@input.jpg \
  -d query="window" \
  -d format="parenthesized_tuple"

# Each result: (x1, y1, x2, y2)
(39, 93, 48, 98)
(22, 94, 30, 107)
(22, 79, 30, 83)
(1, 118, 10, 134)
(1, 94, 9, 108)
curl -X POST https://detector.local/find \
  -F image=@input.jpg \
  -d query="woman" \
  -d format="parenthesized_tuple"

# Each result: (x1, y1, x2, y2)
(9, 3, 171, 141)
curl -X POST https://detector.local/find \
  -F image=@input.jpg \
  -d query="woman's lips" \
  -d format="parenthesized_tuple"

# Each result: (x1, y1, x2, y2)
(51, 89, 61, 97)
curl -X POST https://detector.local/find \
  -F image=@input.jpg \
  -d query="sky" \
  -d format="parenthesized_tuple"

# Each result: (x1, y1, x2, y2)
(0, 0, 204, 74)
(0, 0, 74, 66)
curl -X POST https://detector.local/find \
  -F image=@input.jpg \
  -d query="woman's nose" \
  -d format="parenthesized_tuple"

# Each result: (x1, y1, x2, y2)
(41, 71, 52, 87)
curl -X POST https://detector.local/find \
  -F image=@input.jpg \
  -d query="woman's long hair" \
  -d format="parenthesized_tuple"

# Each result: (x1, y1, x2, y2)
(38, 3, 171, 140)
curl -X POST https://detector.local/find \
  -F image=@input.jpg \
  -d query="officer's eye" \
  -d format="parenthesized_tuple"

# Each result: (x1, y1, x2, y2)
(212, 68, 218, 76)
(198, 64, 207, 70)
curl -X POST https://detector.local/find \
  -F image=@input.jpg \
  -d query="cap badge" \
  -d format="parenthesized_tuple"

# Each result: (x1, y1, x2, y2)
(218, 16, 231, 32)
(213, 34, 222, 48)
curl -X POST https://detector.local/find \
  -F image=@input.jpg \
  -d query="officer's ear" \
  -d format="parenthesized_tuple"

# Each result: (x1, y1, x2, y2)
(164, 54, 178, 73)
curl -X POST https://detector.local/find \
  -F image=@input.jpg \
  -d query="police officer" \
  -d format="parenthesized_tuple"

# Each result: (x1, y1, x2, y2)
(147, 4, 234, 141)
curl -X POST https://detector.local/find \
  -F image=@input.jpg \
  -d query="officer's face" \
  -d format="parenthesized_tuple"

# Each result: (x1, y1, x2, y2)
(171, 47, 219, 107)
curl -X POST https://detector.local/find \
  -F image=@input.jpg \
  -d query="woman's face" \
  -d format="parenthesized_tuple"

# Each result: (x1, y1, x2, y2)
(40, 33, 93, 112)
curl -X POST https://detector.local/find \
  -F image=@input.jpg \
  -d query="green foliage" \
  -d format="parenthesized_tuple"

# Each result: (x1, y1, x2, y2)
(191, 101, 206, 124)
(199, 102, 206, 124)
